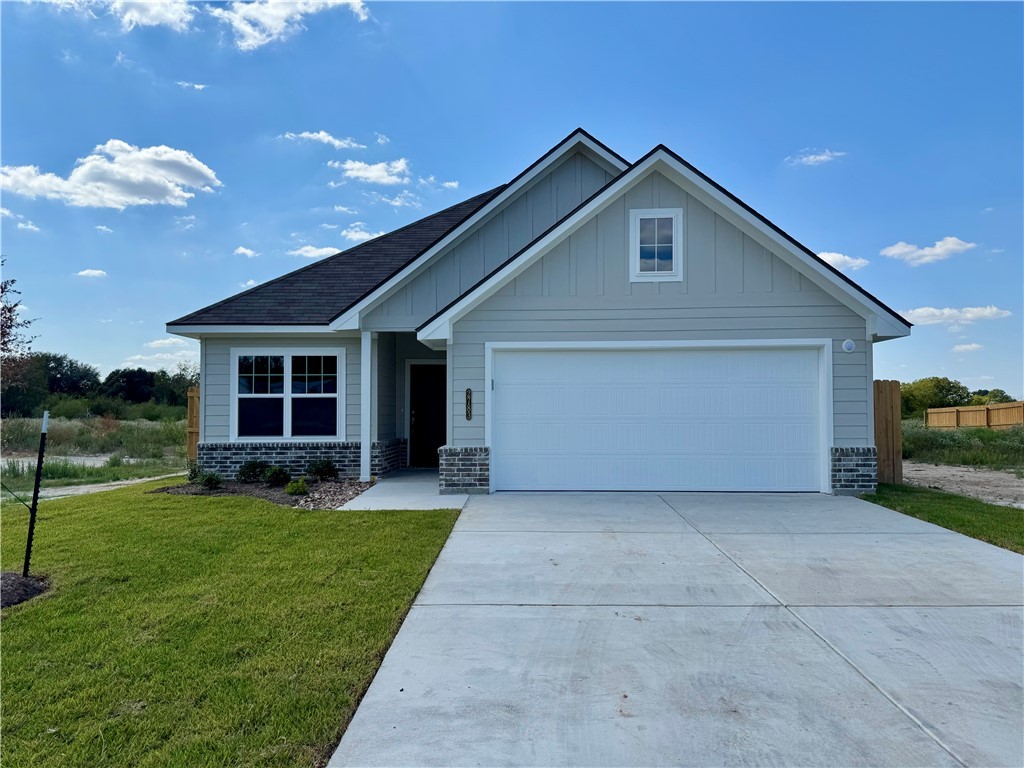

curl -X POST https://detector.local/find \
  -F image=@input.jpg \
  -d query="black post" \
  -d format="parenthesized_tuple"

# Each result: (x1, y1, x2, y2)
(22, 411, 49, 578)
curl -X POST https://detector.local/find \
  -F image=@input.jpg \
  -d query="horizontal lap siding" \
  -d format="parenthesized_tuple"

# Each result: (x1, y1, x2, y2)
(363, 151, 613, 331)
(201, 336, 361, 442)
(450, 172, 870, 448)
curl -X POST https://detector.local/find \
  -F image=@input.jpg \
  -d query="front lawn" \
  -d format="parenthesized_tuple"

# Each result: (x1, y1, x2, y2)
(863, 483, 1024, 554)
(0, 480, 458, 767)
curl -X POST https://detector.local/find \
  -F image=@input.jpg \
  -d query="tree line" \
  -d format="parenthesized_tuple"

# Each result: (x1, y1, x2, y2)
(901, 377, 1015, 418)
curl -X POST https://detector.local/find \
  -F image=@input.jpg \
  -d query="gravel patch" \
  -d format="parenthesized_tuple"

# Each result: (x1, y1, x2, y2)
(1, 572, 49, 608)
(903, 460, 1024, 509)
(152, 479, 373, 509)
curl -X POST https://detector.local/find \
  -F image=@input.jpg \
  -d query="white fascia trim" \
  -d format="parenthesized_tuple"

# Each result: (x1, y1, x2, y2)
(228, 346, 346, 443)
(168, 324, 341, 339)
(484, 339, 835, 494)
(419, 150, 909, 342)
(329, 133, 629, 332)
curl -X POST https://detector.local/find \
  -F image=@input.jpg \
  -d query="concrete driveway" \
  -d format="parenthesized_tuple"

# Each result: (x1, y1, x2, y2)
(330, 493, 1024, 767)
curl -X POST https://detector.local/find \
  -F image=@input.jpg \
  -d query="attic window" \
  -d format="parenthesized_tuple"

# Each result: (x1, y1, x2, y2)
(629, 208, 683, 282)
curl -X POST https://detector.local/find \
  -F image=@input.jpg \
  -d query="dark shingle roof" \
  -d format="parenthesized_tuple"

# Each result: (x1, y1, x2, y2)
(167, 186, 505, 327)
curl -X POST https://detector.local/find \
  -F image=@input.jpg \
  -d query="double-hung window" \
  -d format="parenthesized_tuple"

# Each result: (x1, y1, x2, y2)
(629, 208, 684, 282)
(232, 348, 344, 440)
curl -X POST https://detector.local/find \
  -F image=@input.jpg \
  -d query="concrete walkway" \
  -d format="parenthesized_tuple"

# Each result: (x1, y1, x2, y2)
(330, 492, 1024, 767)
(340, 469, 468, 510)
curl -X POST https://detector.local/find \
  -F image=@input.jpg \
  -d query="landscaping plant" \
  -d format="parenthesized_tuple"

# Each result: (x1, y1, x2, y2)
(262, 466, 291, 487)
(236, 459, 271, 484)
(284, 478, 309, 496)
(306, 458, 338, 481)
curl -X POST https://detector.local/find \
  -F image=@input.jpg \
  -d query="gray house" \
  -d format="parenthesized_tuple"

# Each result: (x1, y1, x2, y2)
(167, 129, 910, 495)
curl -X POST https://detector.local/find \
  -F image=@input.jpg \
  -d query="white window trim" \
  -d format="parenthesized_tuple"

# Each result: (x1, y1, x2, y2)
(629, 207, 684, 283)
(229, 347, 346, 442)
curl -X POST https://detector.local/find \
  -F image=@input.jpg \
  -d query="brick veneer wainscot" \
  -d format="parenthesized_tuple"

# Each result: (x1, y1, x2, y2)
(439, 446, 489, 494)
(199, 439, 408, 480)
(830, 446, 877, 494)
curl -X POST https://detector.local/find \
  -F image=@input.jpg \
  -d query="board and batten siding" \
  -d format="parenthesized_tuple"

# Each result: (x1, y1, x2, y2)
(362, 151, 614, 331)
(449, 171, 872, 449)
(201, 336, 361, 442)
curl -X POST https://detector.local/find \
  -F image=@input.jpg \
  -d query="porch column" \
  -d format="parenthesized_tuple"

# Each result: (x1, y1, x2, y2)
(360, 331, 375, 481)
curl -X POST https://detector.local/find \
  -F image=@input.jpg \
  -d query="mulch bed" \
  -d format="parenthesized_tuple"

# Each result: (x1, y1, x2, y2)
(151, 478, 373, 509)
(2, 572, 50, 609)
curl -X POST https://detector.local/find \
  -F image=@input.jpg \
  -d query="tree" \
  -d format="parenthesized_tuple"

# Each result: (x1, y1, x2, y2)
(901, 377, 972, 416)
(1, 258, 35, 360)
(37, 352, 100, 397)
(969, 388, 1016, 406)
(153, 362, 199, 406)
(99, 367, 156, 404)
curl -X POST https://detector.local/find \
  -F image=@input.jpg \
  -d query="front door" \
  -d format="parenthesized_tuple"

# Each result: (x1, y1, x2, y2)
(409, 364, 446, 468)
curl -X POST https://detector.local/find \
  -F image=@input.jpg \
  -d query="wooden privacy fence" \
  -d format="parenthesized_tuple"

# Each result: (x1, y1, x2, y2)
(926, 401, 1024, 430)
(186, 386, 200, 461)
(874, 380, 902, 485)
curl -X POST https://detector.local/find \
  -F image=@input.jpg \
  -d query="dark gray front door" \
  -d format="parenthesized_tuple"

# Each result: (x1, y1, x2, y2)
(409, 364, 446, 468)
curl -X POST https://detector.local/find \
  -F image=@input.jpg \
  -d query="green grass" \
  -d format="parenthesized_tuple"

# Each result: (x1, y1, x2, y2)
(863, 483, 1024, 554)
(1, 417, 186, 459)
(2, 456, 183, 495)
(0, 480, 459, 767)
(902, 419, 1024, 473)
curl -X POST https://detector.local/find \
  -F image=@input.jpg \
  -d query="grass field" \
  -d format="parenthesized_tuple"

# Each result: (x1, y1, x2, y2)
(902, 420, 1024, 474)
(1, 417, 185, 459)
(0, 479, 458, 768)
(864, 483, 1024, 554)
(2, 456, 183, 495)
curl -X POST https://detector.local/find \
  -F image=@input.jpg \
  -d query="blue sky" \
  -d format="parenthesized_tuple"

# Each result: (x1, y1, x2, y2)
(2, 1, 1021, 395)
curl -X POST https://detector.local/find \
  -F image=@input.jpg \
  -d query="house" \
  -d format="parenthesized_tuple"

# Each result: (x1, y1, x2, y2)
(167, 129, 910, 495)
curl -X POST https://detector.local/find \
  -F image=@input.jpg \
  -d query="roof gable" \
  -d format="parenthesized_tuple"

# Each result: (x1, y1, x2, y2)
(418, 146, 911, 343)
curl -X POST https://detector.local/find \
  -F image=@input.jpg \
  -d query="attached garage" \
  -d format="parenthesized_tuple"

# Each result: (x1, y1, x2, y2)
(487, 344, 830, 493)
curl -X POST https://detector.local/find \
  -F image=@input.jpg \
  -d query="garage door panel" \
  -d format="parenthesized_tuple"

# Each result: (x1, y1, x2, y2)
(492, 348, 822, 492)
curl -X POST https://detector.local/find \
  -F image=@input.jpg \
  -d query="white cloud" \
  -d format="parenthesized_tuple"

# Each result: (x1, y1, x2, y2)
(818, 251, 868, 273)
(418, 174, 459, 190)
(114, 50, 132, 67)
(952, 343, 983, 353)
(983, 207, 994, 213)
(288, 245, 338, 258)
(441, 180, 459, 189)
(333, 204, 357, 214)
(234, 246, 258, 258)
(281, 130, 366, 150)
(175, 214, 196, 230)
(176, 81, 208, 91)
(901, 305, 1011, 327)
(375, 132, 390, 145)
(331, 158, 410, 185)
(145, 337, 188, 348)
(240, 279, 257, 288)
(880, 236, 976, 267)
(76, 268, 108, 278)
(785, 148, 846, 166)
(327, 180, 346, 189)
(123, 349, 198, 371)
(320, 223, 339, 229)
(341, 222, 384, 243)
(1, 139, 220, 209)
(368, 190, 421, 208)
(95, 224, 113, 233)
(2, 207, 41, 232)
(208, 0, 369, 51)
(110, 0, 194, 31)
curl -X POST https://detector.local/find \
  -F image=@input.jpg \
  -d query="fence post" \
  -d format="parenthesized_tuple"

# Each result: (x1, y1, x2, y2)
(874, 380, 902, 485)
(186, 386, 200, 462)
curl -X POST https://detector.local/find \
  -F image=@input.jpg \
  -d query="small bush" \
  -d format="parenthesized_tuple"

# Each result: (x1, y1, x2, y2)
(305, 458, 338, 481)
(185, 459, 201, 483)
(199, 471, 223, 490)
(284, 478, 308, 496)
(262, 466, 291, 487)
(106, 453, 125, 468)
(237, 459, 271, 484)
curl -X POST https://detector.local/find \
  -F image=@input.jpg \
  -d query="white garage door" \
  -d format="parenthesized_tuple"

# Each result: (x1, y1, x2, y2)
(490, 347, 823, 492)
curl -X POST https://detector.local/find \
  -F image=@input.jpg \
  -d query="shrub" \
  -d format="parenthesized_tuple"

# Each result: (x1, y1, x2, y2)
(284, 478, 308, 496)
(262, 466, 291, 487)
(199, 471, 222, 490)
(237, 459, 271, 484)
(185, 459, 201, 483)
(106, 453, 125, 468)
(305, 458, 338, 481)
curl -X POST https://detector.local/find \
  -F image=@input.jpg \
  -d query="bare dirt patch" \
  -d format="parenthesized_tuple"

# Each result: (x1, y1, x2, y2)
(1, 572, 49, 608)
(151, 479, 373, 509)
(903, 460, 1024, 509)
